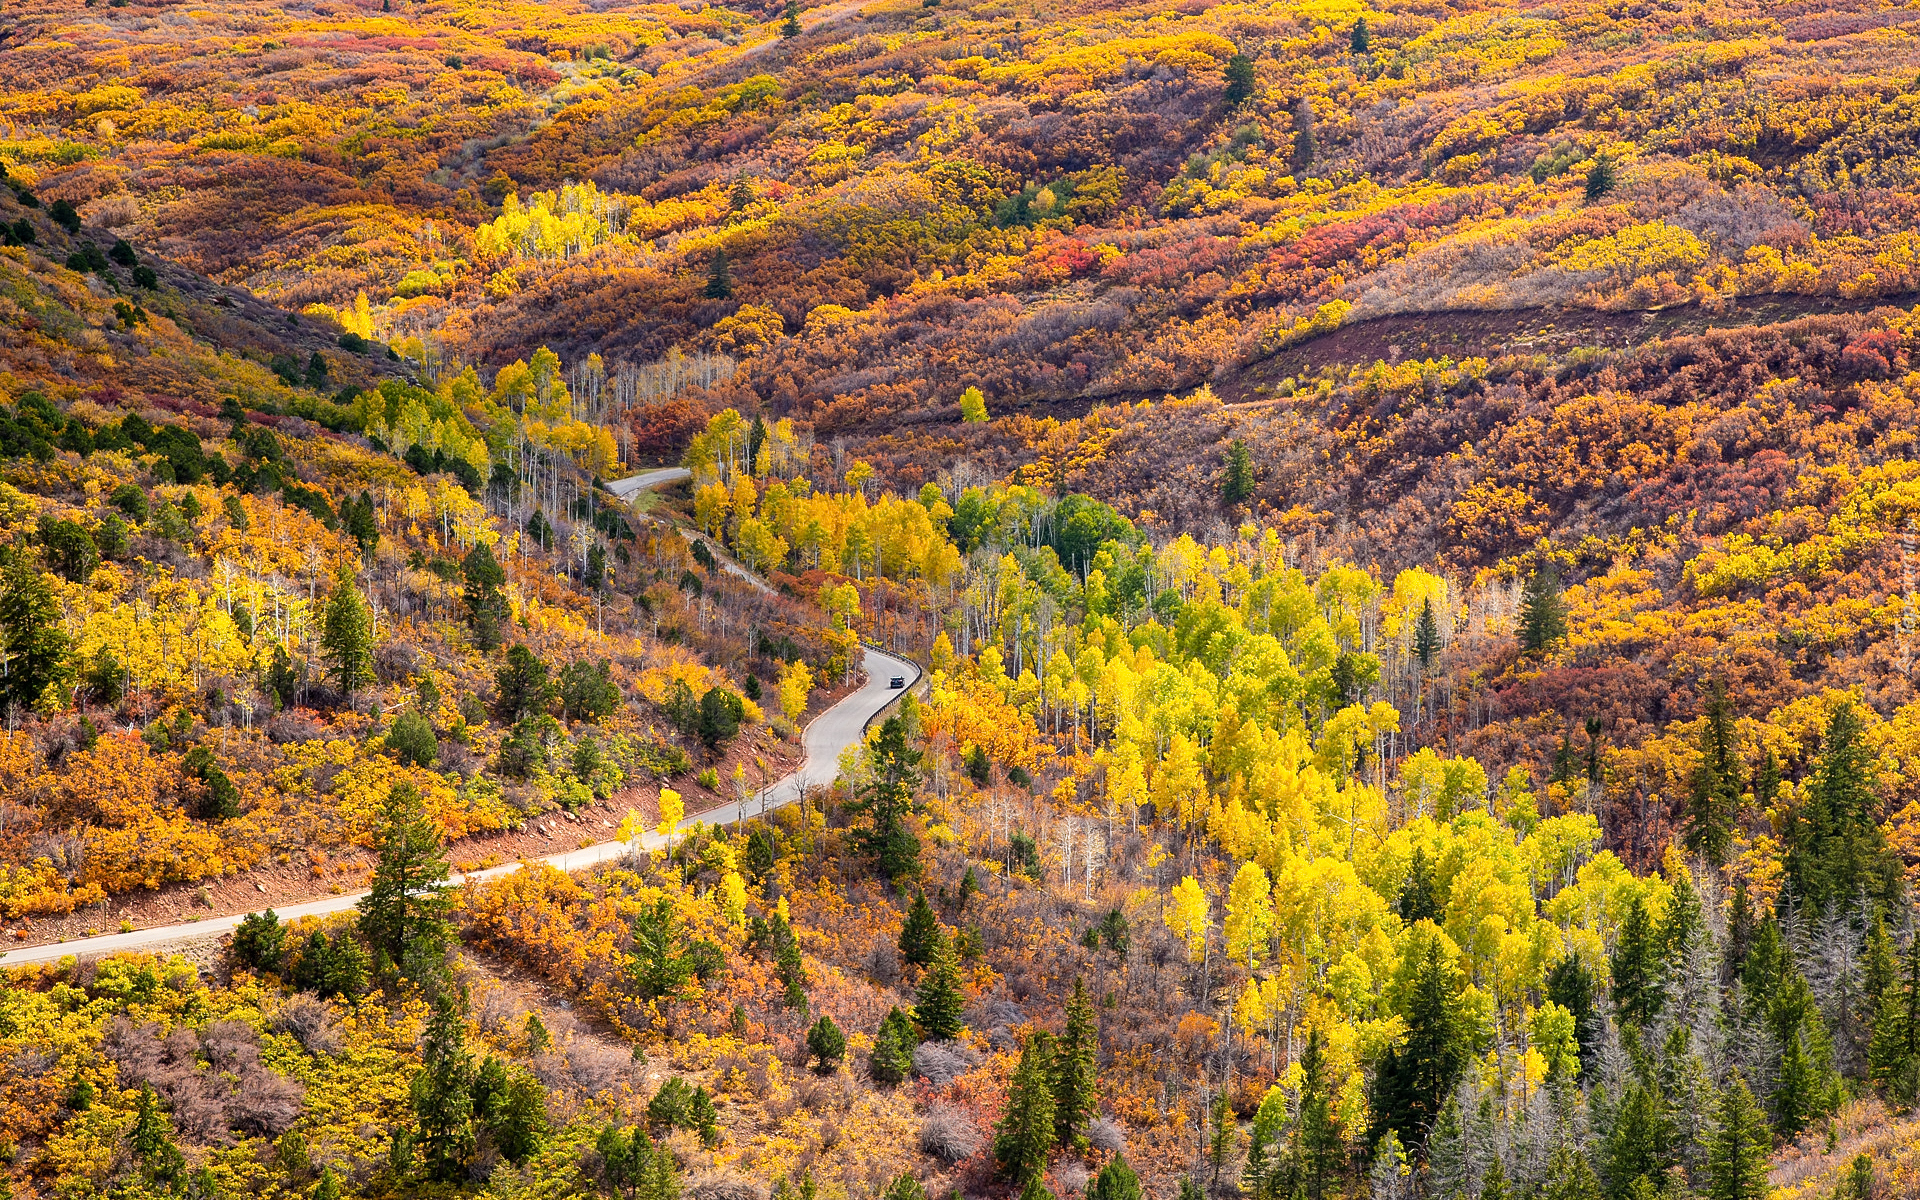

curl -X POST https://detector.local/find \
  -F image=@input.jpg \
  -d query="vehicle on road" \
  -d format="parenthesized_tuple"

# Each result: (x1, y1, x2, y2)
(889, 676, 905, 688)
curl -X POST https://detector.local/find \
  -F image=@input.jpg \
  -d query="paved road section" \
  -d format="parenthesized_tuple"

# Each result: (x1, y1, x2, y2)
(2, 647, 919, 966)
(604, 466, 691, 499)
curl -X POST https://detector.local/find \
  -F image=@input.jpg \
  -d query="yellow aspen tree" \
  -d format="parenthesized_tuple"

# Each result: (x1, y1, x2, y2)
(1224, 861, 1273, 970)
(657, 787, 684, 850)
(1166, 875, 1211, 962)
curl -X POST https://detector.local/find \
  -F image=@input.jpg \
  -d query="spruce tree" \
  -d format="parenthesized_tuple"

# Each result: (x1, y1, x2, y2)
(1222, 54, 1256, 106)
(1222, 439, 1255, 504)
(1684, 680, 1741, 866)
(806, 1014, 846, 1072)
(461, 542, 509, 651)
(320, 565, 375, 701)
(1413, 597, 1441, 672)
(850, 715, 922, 879)
(0, 553, 71, 713)
(1584, 151, 1617, 202)
(1603, 1081, 1674, 1199)
(898, 891, 940, 967)
(1786, 702, 1897, 912)
(1050, 977, 1099, 1149)
(1370, 941, 1467, 1147)
(1870, 925, 1920, 1104)
(781, 0, 800, 36)
(1290, 1029, 1343, 1200)
(1543, 1145, 1605, 1200)
(1089, 1155, 1143, 1200)
(1395, 846, 1439, 925)
(1610, 893, 1665, 1029)
(1518, 562, 1568, 653)
(1349, 16, 1369, 53)
(130, 1083, 184, 1186)
(1770, 966, 1841, 1138)
(705, 250, 733, 299)
(1704, 1073, 1770, 1200)
(358, 781, 453, 982)
(871, 1005, 918, 1085)
(994, 1032, 1057, 1187)
(1548, 953, 1603, 1076)
(412, 990, 477, 1181)
(913, 929, 966, 1041)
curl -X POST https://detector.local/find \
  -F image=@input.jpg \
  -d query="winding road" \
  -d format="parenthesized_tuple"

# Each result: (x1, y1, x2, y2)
(3, 454, 917, 966)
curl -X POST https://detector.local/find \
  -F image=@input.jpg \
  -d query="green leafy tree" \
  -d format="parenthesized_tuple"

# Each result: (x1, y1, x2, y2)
(388, 710, 438, 768)
(899, 891, 940, 967)
(994, 1032, 1057, 1187)
(0, 553, 72, 713)
(913, 928, 966, 1041)
(461, 542, 509, 651)
(1222, 53, 1256, 105)
(560, 659, 622, 722)
(1519, 562, 1568, 652)
(959, 386, 988, 423)
(697, 685, 744, 751)
(807, 1014, 846, 1072)
(232, 909, 286, 973)
(358, 781, 453, 982)
(293, 929, 369, 998)
(1685, 681, 1741, 866)
(1704, 1073, 1770, 1200)
(1222, 439, 1254, 505)
(849, 714, 923, 878)
(1051, 976, 1099, 1149)
(320, 566, 375, 701)
(38, 516, 97, 582)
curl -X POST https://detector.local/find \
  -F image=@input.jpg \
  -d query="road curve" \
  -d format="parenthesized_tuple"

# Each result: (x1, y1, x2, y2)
(604, 466, 691, 499)
(2, 646, 920, 966)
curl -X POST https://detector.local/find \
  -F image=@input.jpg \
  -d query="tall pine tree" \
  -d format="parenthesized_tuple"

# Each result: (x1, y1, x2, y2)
(913, 928, 966, 1041)
(994, 1033, 1056, 1187)
(1610, 893, 1665, 1030)
(1705, 1073, 1770, 1200)
(412, 990, 477, 1181)
(1518, 562, 1568, 653)
(1370, 940, 1468, 1148)
(1684, 680, 1741, 866)
(1050, 977, 1099, 1149)
(1289, 1029, 1343, 1200)
(1785, 702, 1897, 911)
(320, 565, 375, 701)
(358, 781, 453, 982)
(850, 715, 922, 878)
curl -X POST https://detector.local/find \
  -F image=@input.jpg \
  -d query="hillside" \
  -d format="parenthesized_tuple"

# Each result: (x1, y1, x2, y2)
(4, 0, 1920, 1199)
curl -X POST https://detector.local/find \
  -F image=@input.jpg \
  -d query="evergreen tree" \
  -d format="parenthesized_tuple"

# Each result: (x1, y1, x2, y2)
(1548, 953, 1604, 1077)
(1865, 912, 1897, 1024)
(411, 991, 476, 1181)
(1785, 702, 1897, 912)
(495, 644, 552, 723)
(1089, 1155, 1143, 1200)
(899, 891, 940, 967)
(1222, 53, 1256, 105)
(1290, 1029, 1343, 1200)
(130, 1083, 184, 1186)
(1396, 846, 1440, 925)
(1603, 1082, 1674, 1200)
(1770, 967, 1841, 1137)
(1480, 1158, 1511, 1200)
(1413, 598, 1441, 672)
(1222, 439, 1255, 504)
(0, 553, 71, 713)
(461, 542, 509, 651)
(1704, 1073, 1770, 1200)
(705, 250, 733, 299)
(1844, 1153, 1874, 1200)
(1585, 151, 1617, 202)
(1611, 893, 1665, 1029)
(850, 715, 922, 878)
(871, 1005, 917, 1085)
(1543, 1145, 1605, 1200)
(1685, 680, 1741, 866)
(320, 565, 375, 701)
(345, 490, 379, 555)
(1050, 977, 1099, 1149)
(957, 865, 979, 909)
(1519, 562, 1568, 653)
(781, 0, 800, 36)
(807, 1014, 846, 1072)
(913, 929, 966, 1041)
(1350, 16, 1369, 53)
(1870, 923, 1920, 1104)
(1370, 941, 1468, 1148)
(882, 1174, 928, 1200)
(994, 1032, 1057, 1187)
(358, 781, 453, 982)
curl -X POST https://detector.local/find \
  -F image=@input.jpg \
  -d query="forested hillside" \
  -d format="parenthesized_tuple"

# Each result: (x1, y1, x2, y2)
(4, 0, 1920, 1197)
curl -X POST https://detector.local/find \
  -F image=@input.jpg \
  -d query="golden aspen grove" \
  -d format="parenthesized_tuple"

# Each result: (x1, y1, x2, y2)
(4, 0, 1920, 1197)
